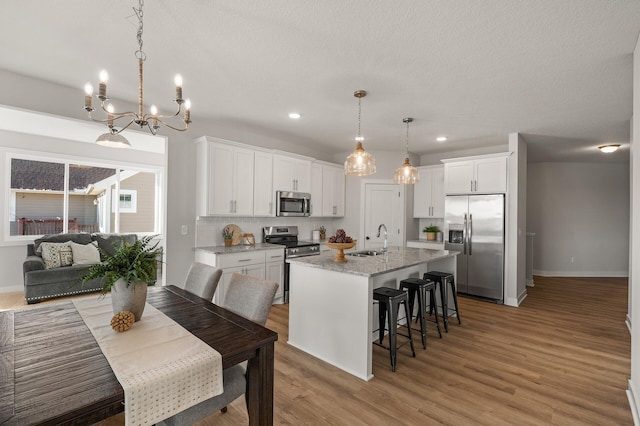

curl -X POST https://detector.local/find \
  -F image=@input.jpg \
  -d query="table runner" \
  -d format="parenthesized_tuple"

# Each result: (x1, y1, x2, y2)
(73, 296, 223, 426)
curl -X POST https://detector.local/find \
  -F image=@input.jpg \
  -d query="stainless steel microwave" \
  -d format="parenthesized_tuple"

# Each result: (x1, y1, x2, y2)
(276, 191, 311, 217)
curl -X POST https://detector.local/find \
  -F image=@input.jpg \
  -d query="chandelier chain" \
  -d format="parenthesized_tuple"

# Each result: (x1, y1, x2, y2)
(405, 120, 409, 154)
(134, 0, 146, 61)
(357, 96, 362, 139)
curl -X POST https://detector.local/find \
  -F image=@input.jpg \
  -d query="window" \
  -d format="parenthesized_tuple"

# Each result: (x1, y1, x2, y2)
(8, 155, 161, 238)
(113, 190, 137, 213)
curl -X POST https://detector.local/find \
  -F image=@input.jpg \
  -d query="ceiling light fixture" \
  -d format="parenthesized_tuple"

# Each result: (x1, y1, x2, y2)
(344, 90, 376, 176)
(289, 112, 301, 119)
(83, 0, 191, 148)
(436, 136, 447, 142)
(393, 117, 419, 185)
(598, 144, 620, 153)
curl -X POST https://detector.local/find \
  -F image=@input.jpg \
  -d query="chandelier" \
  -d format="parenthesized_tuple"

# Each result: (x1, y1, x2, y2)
(83, 0, 191, 148)
(344, 90, 376, 176)
(393, 117, 419, 184)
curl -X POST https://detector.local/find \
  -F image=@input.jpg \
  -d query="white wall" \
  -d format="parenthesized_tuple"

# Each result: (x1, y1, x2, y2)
(0, 69, 335, 293)
(506, 133, 527, 306)
(527, 162, 630, 276)
(627, 33, 640, 424)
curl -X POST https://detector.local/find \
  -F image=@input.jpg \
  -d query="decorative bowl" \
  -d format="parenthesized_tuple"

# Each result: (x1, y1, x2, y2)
(325, 241, 356, 262)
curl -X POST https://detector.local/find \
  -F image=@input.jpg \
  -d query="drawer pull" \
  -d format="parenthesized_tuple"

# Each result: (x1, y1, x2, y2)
(238, 258, 252, 262)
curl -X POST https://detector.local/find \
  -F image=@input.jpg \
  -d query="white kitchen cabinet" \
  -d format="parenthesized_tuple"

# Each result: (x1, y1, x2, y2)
(310, 163, 323, 217)
(254, 151, 274, 216)
(310, 162, 345, 217)
(273, 154, 312, 193)
(323, 164, 345, 217)
(413, 165, 444, 218)
(195, 247, 284, 305)
(195, 138, 255, 216)
(265, 250, 285, 303)
(443, 154, 508, 194)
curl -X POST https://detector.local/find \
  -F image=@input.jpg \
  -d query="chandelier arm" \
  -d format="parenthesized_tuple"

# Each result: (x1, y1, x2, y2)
(97, 100, 138, 118)
(110, 118, 137, 135)
(155, 117, 189, 132)
(86, 112, 115, 124)
(147, 104, 183, 121)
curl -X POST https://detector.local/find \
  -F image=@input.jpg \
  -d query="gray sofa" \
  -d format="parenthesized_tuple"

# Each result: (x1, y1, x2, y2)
(23, 233, 137, 304)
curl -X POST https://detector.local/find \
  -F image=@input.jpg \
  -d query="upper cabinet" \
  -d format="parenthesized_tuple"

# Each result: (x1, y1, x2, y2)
(322, 163, 345, 217)
(273, 154, 312, 193)
(196, 138, 255, 216)
(310, 161, 345, 217)
(443, 154, 508, 195)
(253, 151, 274, 216)
(413, 165, 444, 218)
(310, 163, 323, 217)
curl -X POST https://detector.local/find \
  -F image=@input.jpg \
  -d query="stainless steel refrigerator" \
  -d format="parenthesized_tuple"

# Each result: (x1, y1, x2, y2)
(444, 194, 505, 303)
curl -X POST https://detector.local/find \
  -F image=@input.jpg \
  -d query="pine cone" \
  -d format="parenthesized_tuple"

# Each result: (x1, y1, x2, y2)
(111, 311, 135, 332)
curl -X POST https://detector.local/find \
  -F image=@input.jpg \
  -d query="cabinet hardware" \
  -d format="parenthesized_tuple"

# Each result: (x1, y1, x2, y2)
(238, 259, 252, 262)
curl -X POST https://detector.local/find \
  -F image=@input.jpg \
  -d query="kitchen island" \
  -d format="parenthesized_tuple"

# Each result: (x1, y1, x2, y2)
(287, 246, 457, 381)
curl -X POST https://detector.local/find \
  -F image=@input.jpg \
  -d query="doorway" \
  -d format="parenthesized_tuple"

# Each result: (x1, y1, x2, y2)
(360, 182, 405, 250)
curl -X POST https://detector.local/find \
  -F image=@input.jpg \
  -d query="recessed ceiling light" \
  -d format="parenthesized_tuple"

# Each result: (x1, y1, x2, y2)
(598, 144, 620, 153)
(288, 112, 301, 119)
(436, 136, 447, 142)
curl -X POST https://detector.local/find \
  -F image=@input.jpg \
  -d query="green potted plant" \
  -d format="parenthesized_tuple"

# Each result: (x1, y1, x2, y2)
(319, 225, 326, 240)
(423, 225, 440, 241)
(223, 226, 234, 247)
(80, 235, 161, 321)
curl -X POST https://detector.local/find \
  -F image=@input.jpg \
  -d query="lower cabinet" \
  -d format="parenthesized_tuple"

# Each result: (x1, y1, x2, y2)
(195, 247, 284, 305)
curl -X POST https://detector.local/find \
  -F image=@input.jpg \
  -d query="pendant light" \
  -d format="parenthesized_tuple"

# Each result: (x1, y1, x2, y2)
(394, 117, 419, 184)
(344, 90, 376, 176)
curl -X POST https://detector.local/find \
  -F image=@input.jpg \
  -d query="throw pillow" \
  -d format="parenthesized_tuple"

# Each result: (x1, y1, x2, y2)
(70, 241, 101, 265)
(40, 242, 74, 269)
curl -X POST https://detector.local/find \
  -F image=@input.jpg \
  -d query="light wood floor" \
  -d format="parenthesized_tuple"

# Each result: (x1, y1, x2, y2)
(2, 276, 632, 425)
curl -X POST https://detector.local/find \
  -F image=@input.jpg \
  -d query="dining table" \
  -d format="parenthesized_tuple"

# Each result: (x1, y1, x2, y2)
(0, 285, 278, 425)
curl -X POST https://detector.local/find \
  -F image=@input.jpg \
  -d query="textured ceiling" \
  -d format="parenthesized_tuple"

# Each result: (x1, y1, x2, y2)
(1, 0, 639, 163)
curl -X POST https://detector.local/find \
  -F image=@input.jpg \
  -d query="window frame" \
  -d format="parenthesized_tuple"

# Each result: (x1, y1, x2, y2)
(4, 148, 164, 242)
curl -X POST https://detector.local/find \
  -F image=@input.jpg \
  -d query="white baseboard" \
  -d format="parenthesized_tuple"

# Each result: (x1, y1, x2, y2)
(533, 269, 629, 278)
(628, 379, 640, 426)
(0, 284, 23, 294)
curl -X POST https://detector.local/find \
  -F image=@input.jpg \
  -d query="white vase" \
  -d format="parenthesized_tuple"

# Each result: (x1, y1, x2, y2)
(111, 278, 147, 321)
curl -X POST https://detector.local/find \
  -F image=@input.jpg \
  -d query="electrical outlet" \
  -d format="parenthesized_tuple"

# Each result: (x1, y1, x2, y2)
(181, 225, 188, 236)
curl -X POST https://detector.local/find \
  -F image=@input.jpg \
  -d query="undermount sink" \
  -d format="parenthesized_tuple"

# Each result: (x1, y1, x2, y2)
(346, 250, 386, 257)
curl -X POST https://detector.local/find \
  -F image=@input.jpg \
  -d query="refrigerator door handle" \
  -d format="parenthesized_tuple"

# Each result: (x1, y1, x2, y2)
(469, 214, 473, 255)
(463, 213, 467, 255)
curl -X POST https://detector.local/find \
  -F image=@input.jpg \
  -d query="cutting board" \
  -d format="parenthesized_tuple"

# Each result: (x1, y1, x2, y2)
(225, 224, 243, 245)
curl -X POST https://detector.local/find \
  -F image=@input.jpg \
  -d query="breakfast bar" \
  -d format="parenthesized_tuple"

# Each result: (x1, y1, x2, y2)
(287, 247, 457, 381)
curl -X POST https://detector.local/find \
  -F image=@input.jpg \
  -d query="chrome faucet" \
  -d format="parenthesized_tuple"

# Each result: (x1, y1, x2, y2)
(377, 224, 388, 252)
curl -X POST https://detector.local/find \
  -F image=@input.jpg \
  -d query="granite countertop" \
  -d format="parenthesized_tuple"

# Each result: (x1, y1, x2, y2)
(287, 246, 458, 278)
(407, 239, 445, 244)
(196, 243, 284, 254)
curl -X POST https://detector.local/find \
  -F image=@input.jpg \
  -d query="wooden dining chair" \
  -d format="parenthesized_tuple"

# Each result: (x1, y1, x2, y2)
(161, 273, 278, 425)
(183, 262, 222, 302)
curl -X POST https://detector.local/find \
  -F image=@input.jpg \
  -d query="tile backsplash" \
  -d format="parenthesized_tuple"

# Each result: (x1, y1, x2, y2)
(196, 216, 344, 247)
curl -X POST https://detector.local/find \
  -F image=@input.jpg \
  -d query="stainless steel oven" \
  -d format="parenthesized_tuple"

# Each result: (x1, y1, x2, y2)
(276, 191, 311, 217)
(263, 226, 320, 303)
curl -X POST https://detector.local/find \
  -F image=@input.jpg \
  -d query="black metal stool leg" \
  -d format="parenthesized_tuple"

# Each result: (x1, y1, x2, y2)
(416, 285, 427, 349)
(378, 301, 387, 345)
(438, 279, 449, 332)
(402, 299, 416, 357)
(429, 287, 442, 338)
(388, 300, 398, 372)
(449, 277, 461, 325)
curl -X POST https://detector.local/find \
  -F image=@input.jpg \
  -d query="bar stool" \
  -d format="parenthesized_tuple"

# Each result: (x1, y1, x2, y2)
(399, 277, 442, 349)
(373, 286, 415, 372)
(423, 271, 461, 332)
